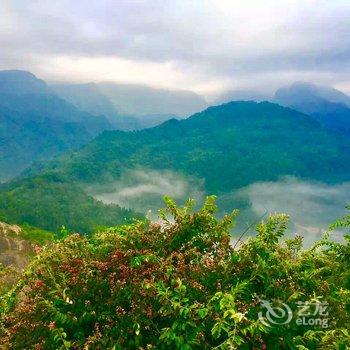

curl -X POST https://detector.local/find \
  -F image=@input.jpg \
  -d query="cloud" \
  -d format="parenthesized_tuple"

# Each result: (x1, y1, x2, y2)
(227, 177, 350, 245)
(87, 169, 349, 245)
(1, 0, 350, 97)
(87, 168, 205, 218)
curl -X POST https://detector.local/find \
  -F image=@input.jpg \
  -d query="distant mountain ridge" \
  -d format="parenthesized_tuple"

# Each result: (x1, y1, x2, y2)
(274, 82, 350, 136)
(98, 82, 208, 117)
(0, 70, 49, 95)
(275, 82, 350, 108)
(51, 81, 208, 130)
(50, 82, 177, 130)
(50, 82, 118, 119)
(0, 69, 208, 182)
(0, 70, 112, 181)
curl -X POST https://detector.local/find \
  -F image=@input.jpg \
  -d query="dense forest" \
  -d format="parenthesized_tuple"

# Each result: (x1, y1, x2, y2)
(0, 174, 140, 233)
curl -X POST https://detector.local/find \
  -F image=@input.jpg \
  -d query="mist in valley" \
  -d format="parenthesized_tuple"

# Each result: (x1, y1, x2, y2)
(222, 177, 350, 246)
(88, 170, 350, 245)
(87, 169, 206, 220)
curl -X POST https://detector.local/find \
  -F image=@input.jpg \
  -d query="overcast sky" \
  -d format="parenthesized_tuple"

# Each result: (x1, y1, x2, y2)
(1, 0, 350, 99)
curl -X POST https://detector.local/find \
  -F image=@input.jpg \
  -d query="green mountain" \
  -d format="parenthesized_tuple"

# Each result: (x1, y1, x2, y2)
(36, 101, 350, 190)
(1, 101, 349, 233)
(0, 70, 113, 181)
(0, 104, 91, 182)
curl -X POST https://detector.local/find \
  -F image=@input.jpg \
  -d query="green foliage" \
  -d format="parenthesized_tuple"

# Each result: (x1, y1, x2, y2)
(0, 197, 349, 349)
(20, 224, 55, 245)
(0, 175, 141, 234)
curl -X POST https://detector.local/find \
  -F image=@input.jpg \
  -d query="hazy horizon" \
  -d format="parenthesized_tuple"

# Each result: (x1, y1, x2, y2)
(1, 0, 350, 100)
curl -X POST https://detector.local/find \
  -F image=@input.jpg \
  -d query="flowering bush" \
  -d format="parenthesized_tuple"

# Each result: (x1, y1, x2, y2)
(0, 197, 349, 349)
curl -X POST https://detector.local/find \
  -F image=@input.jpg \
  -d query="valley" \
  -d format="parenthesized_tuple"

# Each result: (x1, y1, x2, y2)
(0, 83, 349, 239)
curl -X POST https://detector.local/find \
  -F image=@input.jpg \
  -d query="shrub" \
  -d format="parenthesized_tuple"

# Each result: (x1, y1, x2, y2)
(0, 197, 349, 349)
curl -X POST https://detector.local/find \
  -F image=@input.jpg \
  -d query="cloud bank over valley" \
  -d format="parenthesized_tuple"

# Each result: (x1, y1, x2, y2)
(88, 170, 350, 245)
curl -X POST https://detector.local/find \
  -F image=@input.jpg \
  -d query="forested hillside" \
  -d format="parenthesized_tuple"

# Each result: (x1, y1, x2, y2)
(0, 174, 141, 233)
(1, 101, 350, 234)
(47, 101, 350, 192)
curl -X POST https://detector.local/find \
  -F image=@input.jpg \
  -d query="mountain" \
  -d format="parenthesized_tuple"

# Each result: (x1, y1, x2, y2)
(0, 70, 113, 181)
(274, 82, 350, 135)
(0, 92, 111, 134)
(48, 101, 350, 191)
(215, 89, 270, 104)
(51, 82, 183, 130)
(0, 104, 93, 182)
(2, 101, 350, 233)
(50, 83, 118, 119)
(0, 70, 49, 94)
(275, 82, 350, 108)
(50, 82, 136, 130)
(98, 82, 208, 117)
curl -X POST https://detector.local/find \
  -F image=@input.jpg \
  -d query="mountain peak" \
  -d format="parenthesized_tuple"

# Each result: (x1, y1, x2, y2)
(189, 100, 290, 123)
(274, 82, 350, 108)
(0, 69, 37, 78)
(0, 69, 49, 94)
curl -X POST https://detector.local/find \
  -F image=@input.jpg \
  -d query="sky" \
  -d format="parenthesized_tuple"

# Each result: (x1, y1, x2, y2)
(1, 0, 350, 99)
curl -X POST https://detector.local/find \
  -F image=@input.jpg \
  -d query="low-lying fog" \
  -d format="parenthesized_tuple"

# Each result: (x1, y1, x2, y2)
(87, 169, 350, 246)
(87, 169, 206, 218)
(219, 177, 350, 245)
